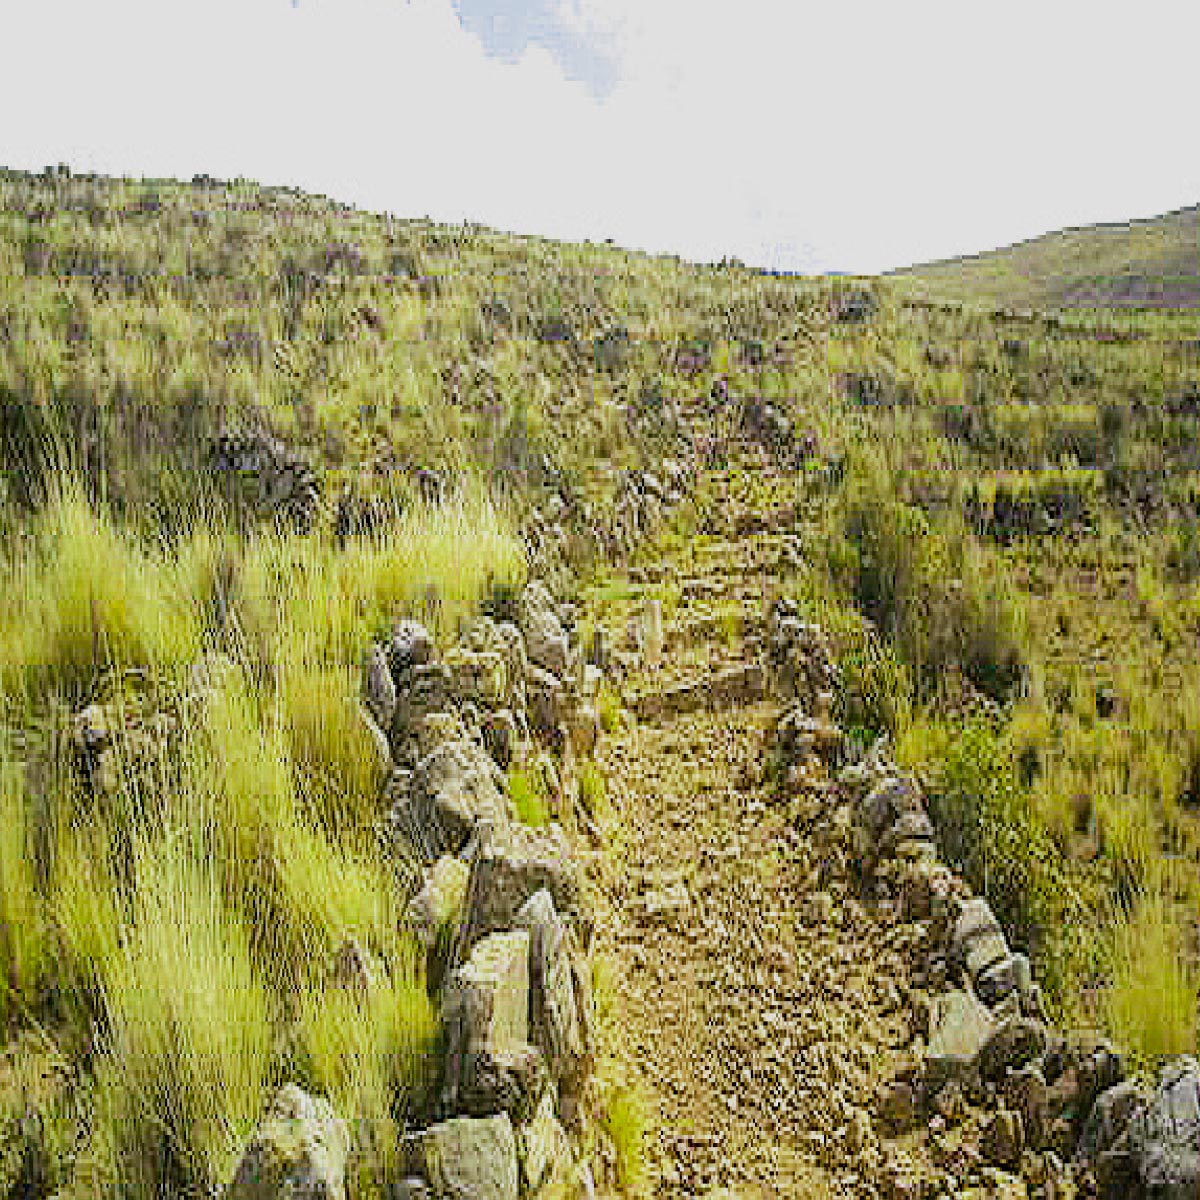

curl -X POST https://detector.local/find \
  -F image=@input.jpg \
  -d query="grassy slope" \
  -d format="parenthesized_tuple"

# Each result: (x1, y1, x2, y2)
(891, 204, 1200, 311)
(5, 164, 1200, 1193)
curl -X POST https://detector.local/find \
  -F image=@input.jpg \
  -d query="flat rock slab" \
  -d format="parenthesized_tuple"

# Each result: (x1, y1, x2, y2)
(417, 1114, 519, 1200)
(633, 663, 765, 720)
(927, 988, 996, 1089)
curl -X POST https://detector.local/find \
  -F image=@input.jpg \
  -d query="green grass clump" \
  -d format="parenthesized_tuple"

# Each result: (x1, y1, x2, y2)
(95, 837, 274, 1196)
(0, 746, 51, 1027)
(602, 1083, 650, 1197)
(507, 765, 551, 827)
(0, 490, 202, 700)
(293, 959, 437, 1181)
(596, 682, 624, 735)
(578, 760, 609, 822)
(1105, 887, 1197, 1063)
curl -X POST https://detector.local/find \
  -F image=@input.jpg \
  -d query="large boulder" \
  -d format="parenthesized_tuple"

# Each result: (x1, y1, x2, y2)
(515, 890, 594, 1094)
(415, 1113, 519, 1200)
(926, 988, 995, 1090)
(519, 582, 570, 679)
(1122, 1056, 1200, 1197)
(390, 619, 437, 679)
(461, 825, 594, 953)
(227, 1084, 349, 1200)
(386, 741, 510, 863)
(441, 931, 543, 1121)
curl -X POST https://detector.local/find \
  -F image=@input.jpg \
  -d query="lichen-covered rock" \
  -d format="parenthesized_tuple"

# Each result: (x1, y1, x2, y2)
(926, 989, 995, 1090)
(519, 582, 571, 679)
(362, 643, 397, 732)
(526, 666, 566, 742)
(951, 898, 1011, 988)
(390, 619, 436, 679)
(445, 649, 509, 710)
(515, 890, 593, 1093)
(1122, 1056, 1200, 1198)
(461, 825, 594, 953)
(441, 932, 544, 1120)
(227, 1084, 349, 1200)
(417, 1113, 519, 1200)
(978, 1017, 1050, 1084)
(387, 740, 509, 863)
(391, 664, 459, 766)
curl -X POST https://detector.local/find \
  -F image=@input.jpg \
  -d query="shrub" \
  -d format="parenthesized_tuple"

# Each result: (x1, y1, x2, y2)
(925, 721, 1068, 971)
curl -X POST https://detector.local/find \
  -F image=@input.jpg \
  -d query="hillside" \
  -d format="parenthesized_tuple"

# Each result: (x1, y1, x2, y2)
(892, 204, 1200, 311)
(4, 166, 1200, 1198)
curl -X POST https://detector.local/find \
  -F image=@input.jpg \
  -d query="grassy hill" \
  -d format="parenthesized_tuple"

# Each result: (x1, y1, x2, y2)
(5, 164, 1200, 1196)
(891, 203, 1200, 311)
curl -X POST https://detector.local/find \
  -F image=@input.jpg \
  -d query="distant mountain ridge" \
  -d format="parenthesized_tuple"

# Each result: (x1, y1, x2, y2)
(891, 204, 1200, 311)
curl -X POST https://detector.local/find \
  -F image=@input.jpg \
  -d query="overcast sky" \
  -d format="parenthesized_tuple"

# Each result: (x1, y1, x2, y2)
(2, 0, 1198, 274)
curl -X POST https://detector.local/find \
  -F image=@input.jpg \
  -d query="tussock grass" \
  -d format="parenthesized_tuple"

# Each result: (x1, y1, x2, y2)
(293, 958, 437, 1135)
(601, 1082, 651, 1197)
(95, 836, 274, 1195)
(508, 765, 551, 827)
(0, 490, 203, 700)
(1105, 887, 1198, 1063)
(0, 744, 51, 1026)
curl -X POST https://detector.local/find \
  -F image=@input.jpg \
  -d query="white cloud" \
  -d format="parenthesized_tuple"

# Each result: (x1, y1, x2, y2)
(1, 0, 1198, 272)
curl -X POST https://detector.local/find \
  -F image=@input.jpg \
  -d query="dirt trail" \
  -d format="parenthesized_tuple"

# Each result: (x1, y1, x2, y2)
(584, 479, 925, 1199)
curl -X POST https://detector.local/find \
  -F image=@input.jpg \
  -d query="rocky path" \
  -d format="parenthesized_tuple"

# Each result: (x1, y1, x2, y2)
(584, 503, 924, 1198)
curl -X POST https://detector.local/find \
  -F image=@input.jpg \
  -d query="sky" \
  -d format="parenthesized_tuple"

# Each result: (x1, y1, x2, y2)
(2, 0, 1199, 274)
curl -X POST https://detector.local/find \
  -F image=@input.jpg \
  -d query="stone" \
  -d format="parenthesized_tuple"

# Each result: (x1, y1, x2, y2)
(362, 643, 397, 731)
(516, 1089, 572, 1196)
(951, 898, 1010, 983)
(520, 582, 570, 678)
(482, 710, 519, 770)
(981, 1109, 1024, 1170)
(526, 666, 566, 742)
(1004, 1066, 1049, 1151)
(390, 619, 436, 678)
(1124, 1055, 1200, 1197)
(445, 649, 508, 710)
(514, 890, 592, 1088)
(880, 1081, 919, 1132)
(417, 1114, 519, 1200)
(978, 1018, 1050, 1084)
(880, 811, 936, 859)
(858, 775, 924, 845)
(391, 664, 459, 764)
(461, 824, 594, 952)
(227, 1084, 349, 1200)
(976, 953, 1030, 1008)
(1076, 1080, 1146, 1164)
(926, 989, 995, 1089)
(441, 932, 543, 1120)
(400, 740, 509, 861)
